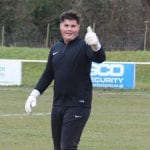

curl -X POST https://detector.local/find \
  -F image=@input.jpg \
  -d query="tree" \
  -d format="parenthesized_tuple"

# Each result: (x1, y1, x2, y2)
(0, 0, 18, 45)
(0, 0, 149, 49)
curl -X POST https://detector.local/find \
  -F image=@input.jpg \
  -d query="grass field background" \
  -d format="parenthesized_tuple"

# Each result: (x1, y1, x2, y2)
(1, 87, 150, 150)
(0, 47, 150, 89)
(0, 47, 150, 150)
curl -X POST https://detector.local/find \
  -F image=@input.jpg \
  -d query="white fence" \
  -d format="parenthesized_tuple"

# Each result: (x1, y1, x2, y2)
(19, 59, 150, 65)
(0, 59, 150, 87)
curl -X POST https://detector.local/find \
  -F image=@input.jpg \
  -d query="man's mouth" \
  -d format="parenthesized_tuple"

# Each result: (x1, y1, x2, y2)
(66, 33, 73, 36)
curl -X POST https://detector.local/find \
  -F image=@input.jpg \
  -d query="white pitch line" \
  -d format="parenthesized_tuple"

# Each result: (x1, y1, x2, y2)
(0, 112, 51, 117)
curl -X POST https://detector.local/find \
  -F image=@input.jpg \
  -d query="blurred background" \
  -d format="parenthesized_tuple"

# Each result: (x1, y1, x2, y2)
(0, 0, 150, 50)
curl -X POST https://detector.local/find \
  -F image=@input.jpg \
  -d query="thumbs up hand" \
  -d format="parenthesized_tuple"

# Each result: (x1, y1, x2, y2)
(84, 26, 101, 51)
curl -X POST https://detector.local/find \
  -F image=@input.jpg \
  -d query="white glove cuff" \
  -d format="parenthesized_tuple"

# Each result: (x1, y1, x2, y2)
(30, 89, 40, 98)
(91, 42, 101, 52)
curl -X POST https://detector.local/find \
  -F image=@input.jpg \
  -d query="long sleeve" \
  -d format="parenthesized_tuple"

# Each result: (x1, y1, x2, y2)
(35, 50, 54, 94)
(86, 45, 106, 63)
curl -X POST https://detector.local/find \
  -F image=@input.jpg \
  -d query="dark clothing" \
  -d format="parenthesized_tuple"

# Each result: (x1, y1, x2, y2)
(35, 36, 106, 107)
(51, 106, 91, 150)
(35, 36, 106, 150)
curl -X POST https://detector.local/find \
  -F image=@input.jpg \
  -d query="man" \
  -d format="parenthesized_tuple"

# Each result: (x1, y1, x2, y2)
(25, 10, 106, 150)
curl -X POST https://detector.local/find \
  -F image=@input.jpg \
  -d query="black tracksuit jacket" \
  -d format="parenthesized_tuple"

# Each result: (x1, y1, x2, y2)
(35, 36, 106, 108)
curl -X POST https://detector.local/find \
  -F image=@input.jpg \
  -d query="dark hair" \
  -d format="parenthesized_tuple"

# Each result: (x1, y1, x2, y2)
(59, 10, 80, 24)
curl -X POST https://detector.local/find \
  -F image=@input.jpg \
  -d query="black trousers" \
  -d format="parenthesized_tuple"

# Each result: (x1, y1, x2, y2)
(51, 106, 91, 150)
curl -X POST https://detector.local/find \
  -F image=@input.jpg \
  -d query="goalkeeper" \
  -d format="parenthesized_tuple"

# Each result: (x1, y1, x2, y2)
(25, 10, 106, 150)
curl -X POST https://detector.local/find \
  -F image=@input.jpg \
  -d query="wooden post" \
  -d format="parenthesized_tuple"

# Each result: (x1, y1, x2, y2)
(144, 21, 150, 51)
(93, 22, 95, 32)
(1, 25, 5, 47)
(45, 23, 50, 48)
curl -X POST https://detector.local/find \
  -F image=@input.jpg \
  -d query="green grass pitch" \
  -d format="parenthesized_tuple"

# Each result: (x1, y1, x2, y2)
(0, 47, 150, 149)
(0, 86, 150, 150)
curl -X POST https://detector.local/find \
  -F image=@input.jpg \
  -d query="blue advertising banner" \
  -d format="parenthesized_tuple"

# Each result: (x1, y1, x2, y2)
(90, 62, 135, 89)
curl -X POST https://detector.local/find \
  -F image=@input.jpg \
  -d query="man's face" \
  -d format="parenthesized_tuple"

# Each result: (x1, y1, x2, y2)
(60, 19, 80, 44)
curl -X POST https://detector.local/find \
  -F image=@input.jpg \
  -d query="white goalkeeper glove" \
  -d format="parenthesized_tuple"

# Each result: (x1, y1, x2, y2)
(25, 89, 40, 114)
(84, 26, 101, 52)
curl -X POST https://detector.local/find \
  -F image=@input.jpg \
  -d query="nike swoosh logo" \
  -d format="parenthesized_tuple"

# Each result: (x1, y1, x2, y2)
(74, 115, 82, 118)
(53, 52, 59, 55)
(79, 100, 85, 103)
